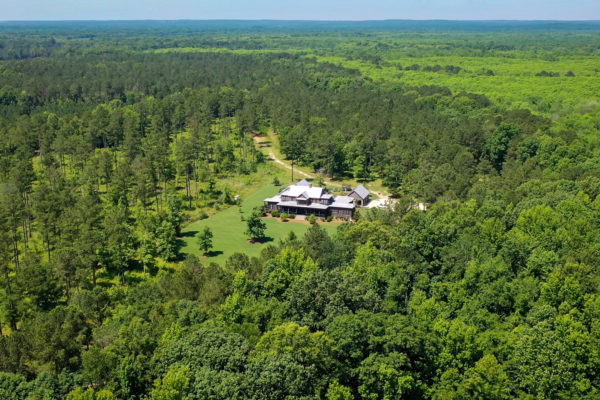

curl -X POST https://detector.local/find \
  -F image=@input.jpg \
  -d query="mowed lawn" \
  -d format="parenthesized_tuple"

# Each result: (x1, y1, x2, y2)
(179, 183, 341, 264)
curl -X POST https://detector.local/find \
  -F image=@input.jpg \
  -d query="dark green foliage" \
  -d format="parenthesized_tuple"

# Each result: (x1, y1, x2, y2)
(16, 257, 61, 312)
(484, 123, 521, 171)
(1, 20, 600, 400)
(190, 367, 247, 400)
(152, 327, 249, 376)
(164, 256, 232, 307)
(303, 224, 341, 269)
(0, 372, 28, 400)
(245, 210, 267, 242)
(81, 347, 118, 389)
(535, 70, 560, 77)
(247, 353, 318, 400)
(197, 227, 214, 255)
(225, 252, 251, 273)
(25, 306, 91, 373)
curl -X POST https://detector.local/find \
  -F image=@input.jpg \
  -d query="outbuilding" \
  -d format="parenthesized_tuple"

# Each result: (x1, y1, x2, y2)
(349, 184, 370, 206)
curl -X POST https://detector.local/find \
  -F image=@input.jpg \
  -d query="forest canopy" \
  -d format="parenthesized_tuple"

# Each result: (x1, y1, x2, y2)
(0, 20, 600, 400)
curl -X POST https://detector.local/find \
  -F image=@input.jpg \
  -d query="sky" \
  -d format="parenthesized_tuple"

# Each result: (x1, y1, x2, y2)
(1, 0, 599, 21)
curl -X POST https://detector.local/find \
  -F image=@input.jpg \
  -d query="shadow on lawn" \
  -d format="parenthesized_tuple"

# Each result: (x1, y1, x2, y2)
(175, 233, 198, 261)
(249, 236, 274, 244)
(180, 230, 198, 237)
(203, 250, 224, 257)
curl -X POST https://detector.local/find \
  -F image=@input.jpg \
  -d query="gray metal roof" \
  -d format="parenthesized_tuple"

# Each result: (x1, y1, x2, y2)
(330, 201, 355, 210)
(351, 184, 370, 199)
(265, 182, 353, 213)
(265, 195, 282, 203)
(281, 185, 323, 199)
(335, 195, 354, 204)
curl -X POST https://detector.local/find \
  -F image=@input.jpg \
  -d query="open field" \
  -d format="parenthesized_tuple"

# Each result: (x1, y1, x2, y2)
(179, 132, 351, 265)
(313, 54, 600, 115)
(179, 182, 341, 264)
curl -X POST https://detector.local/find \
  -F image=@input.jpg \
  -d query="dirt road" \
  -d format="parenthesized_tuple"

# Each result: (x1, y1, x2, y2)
(255, 135, 392, 197)
(266, 147, 314, 179)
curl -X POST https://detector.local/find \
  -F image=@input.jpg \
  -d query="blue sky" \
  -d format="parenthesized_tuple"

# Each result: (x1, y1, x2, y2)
(2, 0, 599, 21)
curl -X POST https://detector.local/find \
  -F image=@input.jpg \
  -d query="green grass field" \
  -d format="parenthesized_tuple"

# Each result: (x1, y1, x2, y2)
(179, 182, 341, 264)
(313, 54, 600, 115)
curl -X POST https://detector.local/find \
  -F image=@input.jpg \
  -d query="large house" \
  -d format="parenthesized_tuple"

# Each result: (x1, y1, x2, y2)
(264, 179, 369, 219)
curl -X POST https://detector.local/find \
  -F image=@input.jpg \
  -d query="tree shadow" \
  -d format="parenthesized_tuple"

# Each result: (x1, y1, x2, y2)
(250, 236, 274, 244)
(180, 230, 198, 237)
(97, 280, 112, 289)
(124, 274, 145, 285)
(203, 250, 224, 257)
(175, 233, 198, 260)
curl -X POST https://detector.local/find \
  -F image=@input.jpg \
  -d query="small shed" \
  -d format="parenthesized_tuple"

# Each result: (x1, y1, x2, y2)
(349, 184, 370, 206)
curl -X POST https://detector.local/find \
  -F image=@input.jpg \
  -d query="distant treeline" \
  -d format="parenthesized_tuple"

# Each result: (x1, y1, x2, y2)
(1, 22, 600, 400)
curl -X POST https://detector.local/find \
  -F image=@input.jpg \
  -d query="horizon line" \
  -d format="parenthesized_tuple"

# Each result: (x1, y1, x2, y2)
(2, 18, 600, 23)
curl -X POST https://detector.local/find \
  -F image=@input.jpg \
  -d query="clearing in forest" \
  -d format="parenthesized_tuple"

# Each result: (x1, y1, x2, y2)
(179, 183, 340, 264)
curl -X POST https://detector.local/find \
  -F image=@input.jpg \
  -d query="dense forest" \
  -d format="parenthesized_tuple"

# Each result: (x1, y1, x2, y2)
(1, 21, 600, 400)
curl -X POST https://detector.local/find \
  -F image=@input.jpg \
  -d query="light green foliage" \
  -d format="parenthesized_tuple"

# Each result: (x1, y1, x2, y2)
(459, 355, 510, 400)
(511, 314, 599, 399)
(254, 322, 334, 367)
(190, 367, 247, 400)
(262, 248, 317, 297)
(252, 321, 336, 397)
(515, 205, 561, 250)
(3, 21, 600, 400)
(313, 52, 600, 114)
(95, 391, 116, 400)
(66, 388, 95, 400)
(149, 365, 190, 400)
(326, 380, 354, 400)
(66, 388, 115, 400)
(246, 352, 318, 399)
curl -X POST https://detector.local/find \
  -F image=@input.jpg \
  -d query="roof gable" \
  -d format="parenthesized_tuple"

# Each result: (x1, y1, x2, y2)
(307, 187, 323, 198)
(351, 184, 370, 199)
(276, 182, 327, 201)
(297, 179, 311, 187)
